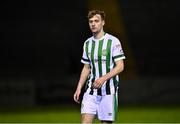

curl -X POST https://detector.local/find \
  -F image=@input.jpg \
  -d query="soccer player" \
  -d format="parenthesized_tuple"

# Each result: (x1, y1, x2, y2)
(73, 10, 125, 124)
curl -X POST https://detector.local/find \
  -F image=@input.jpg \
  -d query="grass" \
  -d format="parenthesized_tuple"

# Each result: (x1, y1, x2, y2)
(0, 105, 180, 123)
(117, 106, 180, 123)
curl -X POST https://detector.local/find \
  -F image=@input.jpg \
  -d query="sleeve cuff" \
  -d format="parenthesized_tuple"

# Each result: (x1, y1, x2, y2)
(113, 54, 126, 61)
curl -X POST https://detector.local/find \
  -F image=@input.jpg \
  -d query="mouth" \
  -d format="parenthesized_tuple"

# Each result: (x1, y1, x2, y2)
(91, 27, 96, 30)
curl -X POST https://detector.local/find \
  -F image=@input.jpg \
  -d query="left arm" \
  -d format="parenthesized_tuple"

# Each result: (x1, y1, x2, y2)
(93, 60, 124, 89)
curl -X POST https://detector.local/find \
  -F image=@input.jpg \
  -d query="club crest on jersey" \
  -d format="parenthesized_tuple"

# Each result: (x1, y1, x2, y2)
(102, 49, 107, 56)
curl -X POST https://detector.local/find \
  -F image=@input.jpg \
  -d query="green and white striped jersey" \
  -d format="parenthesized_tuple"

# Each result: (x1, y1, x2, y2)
(81, 33, 125, 95)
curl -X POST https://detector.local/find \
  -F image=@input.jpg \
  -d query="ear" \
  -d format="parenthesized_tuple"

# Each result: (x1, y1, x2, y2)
(102, 20, 105, 26)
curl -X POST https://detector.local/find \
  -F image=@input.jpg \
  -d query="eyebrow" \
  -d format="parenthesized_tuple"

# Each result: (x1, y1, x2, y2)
(89, 18, 100, 21)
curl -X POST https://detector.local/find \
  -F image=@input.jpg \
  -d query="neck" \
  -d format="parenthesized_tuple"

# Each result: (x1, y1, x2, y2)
(93, 30, 105, 39)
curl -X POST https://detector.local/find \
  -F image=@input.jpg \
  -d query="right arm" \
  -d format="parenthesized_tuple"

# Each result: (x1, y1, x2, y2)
(73, 64, 90, 103)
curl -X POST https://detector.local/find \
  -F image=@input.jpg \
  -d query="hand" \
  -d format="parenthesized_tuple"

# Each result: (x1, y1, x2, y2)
(73, 89, 81, 104)
(92, 77, 106, 89)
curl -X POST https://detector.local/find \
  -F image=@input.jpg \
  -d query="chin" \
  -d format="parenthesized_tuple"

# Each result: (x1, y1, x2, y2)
(91, 30, 98, 34)
(91, 29, 97, 32)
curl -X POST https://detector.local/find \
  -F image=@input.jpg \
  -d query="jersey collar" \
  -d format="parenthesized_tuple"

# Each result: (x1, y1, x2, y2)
(92, 32, 107, 42)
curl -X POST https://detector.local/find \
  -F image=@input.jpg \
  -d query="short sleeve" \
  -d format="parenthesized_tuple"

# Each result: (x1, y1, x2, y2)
(112, 38, 125, 62)
(81, 41, 90, 64)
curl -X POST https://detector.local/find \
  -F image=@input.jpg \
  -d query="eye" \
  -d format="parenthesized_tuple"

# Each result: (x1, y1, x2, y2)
(89, 20, 93, 23)
(95, 20, 99, 23)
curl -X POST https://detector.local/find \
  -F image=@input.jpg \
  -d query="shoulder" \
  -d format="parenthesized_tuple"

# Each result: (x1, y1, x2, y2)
(105, 33, 120, 44)
(84, 36, 93, 44)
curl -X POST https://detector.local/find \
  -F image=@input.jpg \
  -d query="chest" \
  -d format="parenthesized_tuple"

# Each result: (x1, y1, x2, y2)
(86, 40, 112, 61)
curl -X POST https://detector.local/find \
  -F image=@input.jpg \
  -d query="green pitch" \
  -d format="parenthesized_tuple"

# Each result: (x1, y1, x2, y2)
(0, 105, 180, 123)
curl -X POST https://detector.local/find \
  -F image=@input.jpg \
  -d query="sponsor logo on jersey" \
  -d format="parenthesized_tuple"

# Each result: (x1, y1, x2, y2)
(113, 44, 121, 51)
(102, 49, 107, 56)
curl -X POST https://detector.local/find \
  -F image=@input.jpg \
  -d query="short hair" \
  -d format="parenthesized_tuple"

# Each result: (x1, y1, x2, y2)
(88, 10, 106, 20)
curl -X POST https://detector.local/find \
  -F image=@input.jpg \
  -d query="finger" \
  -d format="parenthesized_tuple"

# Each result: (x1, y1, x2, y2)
(75, 97, 80, 104)
(94, 82, 102, 89)
(73, 95, 76, 102)
(93, 83, 99, 89)
(92, 82, 97, 89)
(74, 94, 80, 103)
(73, 94, 77, 102)
(76, 95, 79, 102)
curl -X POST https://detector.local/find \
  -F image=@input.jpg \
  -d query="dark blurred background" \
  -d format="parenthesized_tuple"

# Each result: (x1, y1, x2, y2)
(0, 0, 180, 107)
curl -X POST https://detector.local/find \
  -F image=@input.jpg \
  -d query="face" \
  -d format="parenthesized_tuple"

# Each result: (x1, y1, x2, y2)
(88, 14, 105, 34)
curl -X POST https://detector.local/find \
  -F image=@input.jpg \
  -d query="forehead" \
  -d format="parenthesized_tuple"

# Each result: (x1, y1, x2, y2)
(89, 14, 102, 20)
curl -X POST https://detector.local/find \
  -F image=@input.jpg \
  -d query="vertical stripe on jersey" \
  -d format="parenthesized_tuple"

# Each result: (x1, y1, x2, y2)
(97, 39, 104, 95)
(106, 39, 112, 95)
(85, 41, 89, 60)
(85, 41, 90, 92)
(90, 41, 96, 95)
(113, 59, 119, 93)
(113, 92, 118, 120)
(113, 76, 118, 93)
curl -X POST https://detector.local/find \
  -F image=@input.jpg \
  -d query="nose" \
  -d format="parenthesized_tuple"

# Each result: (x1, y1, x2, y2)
(92, 21, 95, 26)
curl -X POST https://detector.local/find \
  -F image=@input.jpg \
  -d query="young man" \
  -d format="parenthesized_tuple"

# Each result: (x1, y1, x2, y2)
(73, 10, 125, 124)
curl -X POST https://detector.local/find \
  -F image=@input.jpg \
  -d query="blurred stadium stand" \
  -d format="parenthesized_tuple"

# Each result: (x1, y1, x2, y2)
(119, 0, 180, 77)
(0, 0, 180, 106)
